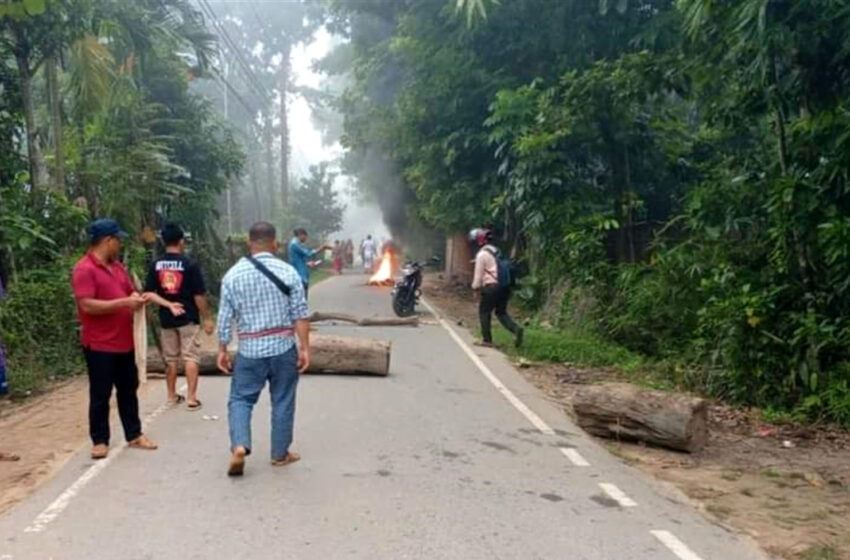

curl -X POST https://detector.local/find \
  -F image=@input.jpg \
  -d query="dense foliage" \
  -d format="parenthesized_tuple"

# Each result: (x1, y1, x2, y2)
(0, 0, 244, 396)
(325, 0, 850, 424)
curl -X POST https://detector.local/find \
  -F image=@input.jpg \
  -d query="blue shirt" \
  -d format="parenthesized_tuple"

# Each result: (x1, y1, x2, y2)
(288, 238, 316, 285)
(217, 253, 310, 359)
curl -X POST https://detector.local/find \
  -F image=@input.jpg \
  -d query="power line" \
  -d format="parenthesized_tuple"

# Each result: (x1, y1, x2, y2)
(198, 0, 274, 104)
(198, 0, 267, 100)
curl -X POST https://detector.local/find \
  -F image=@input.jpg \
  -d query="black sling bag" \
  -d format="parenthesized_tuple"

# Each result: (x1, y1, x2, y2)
(245, 255, 291, 296)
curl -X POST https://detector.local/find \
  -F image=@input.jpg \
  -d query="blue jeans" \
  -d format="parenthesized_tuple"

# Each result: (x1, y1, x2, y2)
(228, 347, 299, 460)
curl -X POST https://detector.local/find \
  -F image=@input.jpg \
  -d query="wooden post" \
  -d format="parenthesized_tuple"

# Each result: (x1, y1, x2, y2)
(131, 273, 147, 384)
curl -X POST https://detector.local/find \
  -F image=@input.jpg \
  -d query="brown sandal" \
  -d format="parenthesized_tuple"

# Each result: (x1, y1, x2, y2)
(271, 452, 300, 467)
(228, 447, 247, 477)
(128, 435, 158, 450)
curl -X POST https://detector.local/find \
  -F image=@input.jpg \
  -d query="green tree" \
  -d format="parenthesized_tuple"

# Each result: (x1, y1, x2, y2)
(291, 163, 345, 242)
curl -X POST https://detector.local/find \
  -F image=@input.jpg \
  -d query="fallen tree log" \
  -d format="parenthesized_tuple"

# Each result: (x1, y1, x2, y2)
(147, 333, 391, 376)
(572, 383, 708, 453)
(308, 311, 418, 327)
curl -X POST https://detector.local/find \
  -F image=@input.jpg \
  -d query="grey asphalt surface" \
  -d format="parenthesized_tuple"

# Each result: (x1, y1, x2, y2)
(0, 273, 769, 560)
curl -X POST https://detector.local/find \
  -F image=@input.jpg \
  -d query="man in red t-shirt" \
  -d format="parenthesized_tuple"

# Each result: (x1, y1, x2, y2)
(71, 219, 159, 460)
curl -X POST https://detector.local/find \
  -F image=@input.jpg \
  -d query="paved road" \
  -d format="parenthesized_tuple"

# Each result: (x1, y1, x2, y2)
(0, 273, 768, 560)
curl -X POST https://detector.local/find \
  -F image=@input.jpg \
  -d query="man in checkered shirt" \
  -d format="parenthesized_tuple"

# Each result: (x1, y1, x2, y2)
(216, 222, 311, 476)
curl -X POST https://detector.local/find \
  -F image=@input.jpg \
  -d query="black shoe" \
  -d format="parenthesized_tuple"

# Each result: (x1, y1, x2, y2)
(515, 328, 525, 348)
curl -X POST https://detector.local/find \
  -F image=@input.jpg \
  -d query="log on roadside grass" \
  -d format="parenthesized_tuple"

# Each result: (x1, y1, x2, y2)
(146, 333, 391, 376)
(572, 383, 708, 453)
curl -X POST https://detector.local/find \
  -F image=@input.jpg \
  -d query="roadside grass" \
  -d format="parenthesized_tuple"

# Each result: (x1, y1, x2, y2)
(309, 266, 334, 286)
(797, 545, 840, 560)
(490, 324, 644, 373)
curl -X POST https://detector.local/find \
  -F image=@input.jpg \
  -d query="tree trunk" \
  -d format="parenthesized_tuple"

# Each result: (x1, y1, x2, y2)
(278, 41, 292, 211)
(44, 55, 65, 193)
(572, 383, 708, 453)
(251, 153, 263, 222)
(147, 333, 392, 376)
(12, 32, 49, 190)
(624, 146, 635, 263)
(77, 120, 97, 215)
(263, 117, 276, 218)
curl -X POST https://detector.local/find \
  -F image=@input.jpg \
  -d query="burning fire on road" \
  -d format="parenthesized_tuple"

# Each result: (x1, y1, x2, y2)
(368, 251, 395, 286)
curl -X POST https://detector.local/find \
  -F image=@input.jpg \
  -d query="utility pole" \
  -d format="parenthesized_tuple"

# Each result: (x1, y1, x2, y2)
(223, 58, 233, 237)
(279, 41, 292, 213)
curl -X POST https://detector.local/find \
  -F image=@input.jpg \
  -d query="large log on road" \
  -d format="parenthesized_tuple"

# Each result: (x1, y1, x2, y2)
(147, 334, 391, 376)
(572, 383, 707, 453)
(308, 311, 418, 327)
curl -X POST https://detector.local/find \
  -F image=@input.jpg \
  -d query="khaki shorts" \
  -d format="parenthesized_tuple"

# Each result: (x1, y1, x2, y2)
(161, 324, 202, 365)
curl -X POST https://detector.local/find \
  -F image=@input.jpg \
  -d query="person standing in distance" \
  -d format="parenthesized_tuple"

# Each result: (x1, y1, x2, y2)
(144, 223, 213, 410)
(287, 228, 330, 299)
(361, 234, 377, 274)
(71, 219, 158, 459)
(218, 222, 311, 477)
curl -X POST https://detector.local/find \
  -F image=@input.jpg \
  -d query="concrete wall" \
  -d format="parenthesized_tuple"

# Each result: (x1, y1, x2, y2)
(444, 233, 474, 283)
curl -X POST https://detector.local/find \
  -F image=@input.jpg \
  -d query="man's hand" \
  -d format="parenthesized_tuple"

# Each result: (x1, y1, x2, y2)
(217, 349, 233, 374)
(168, 302, 185, 317)
(203, 318, 215, 336)
(297, 347, 310, 374)
(125, 294, 146, 310)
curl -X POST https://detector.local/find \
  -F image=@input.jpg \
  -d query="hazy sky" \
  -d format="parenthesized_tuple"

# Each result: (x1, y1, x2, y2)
(290, 29, 390, 243)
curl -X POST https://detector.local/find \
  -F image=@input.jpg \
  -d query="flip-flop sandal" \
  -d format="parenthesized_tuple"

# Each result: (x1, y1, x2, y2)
(168, 395, 186, 406)
(228, 448, 246, 477)
(128, 436, 158, 450)
(271, 452, 301, 467)
(186, 400, 203, 412)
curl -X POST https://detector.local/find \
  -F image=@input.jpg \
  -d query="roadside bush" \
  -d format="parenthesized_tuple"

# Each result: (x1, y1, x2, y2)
(0, 259, 82, 396)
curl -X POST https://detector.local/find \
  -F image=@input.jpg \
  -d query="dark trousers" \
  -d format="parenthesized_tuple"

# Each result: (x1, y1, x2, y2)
(83, 348, 142, 445)
(303, 281, 309, 299)
(479, 285, 520, 343)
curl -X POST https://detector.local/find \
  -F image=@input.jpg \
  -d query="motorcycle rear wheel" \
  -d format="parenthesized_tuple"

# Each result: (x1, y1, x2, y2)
(392, 290, 416, 317)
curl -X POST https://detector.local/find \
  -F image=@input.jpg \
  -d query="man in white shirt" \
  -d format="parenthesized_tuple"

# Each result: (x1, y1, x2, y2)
(361, 234, 377, 273)
(469, 228, 523, 348)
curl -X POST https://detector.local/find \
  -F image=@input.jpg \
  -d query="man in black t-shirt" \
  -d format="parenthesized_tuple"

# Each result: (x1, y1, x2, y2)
(144, 223, 212, 410)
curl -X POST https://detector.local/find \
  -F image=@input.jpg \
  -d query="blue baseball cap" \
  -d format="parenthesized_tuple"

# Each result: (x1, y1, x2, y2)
(89, 218, 128, 243)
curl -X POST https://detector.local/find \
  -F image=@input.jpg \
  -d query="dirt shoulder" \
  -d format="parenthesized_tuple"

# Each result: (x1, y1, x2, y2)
(0, 375, 168, 517)
(0, 377, 90, 516)
(424, 275, 850, 560)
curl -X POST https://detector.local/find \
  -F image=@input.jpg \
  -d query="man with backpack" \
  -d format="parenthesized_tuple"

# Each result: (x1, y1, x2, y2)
(469, 227, 524, 348)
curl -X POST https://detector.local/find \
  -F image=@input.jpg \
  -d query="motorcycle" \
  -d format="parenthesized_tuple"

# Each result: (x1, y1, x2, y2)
(391, 257, 439, 317)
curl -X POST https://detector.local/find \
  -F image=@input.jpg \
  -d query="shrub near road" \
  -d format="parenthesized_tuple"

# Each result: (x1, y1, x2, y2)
(0, 261, 81, 397)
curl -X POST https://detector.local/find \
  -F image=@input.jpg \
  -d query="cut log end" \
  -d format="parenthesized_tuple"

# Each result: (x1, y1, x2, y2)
(572, 382, 708, 453)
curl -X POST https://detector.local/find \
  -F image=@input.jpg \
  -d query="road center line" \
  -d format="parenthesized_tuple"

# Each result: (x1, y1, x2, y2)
(24, 383, 185, 534)
(651, 530, 704, 560)
(598, 483, 638, 507)
(559, 447, 590, 467)
(421, 298, 556, 436)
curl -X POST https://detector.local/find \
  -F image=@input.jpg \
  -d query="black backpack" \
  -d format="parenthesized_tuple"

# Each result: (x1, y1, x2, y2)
(485, 247, 521, 288)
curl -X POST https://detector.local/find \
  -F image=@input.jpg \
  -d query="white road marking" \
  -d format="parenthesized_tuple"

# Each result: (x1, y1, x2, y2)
(598, 483, 638, 507)
(23, 383, 185, 533)
(651, 530, 704, 560)
(559, 447, 590, 467)
(421, 298, 556, 436)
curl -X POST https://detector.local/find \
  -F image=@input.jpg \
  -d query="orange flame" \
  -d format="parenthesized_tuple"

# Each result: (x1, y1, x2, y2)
(369, 250, 394, 284)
